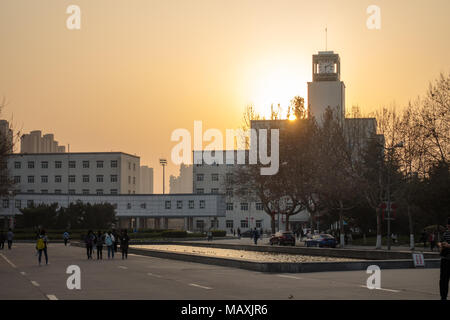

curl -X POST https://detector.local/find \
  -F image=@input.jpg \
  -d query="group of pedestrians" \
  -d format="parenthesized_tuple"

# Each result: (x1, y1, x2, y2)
(0, 229, 14, 250)
(421, 229, 440, 252)
(85, 229, 130, 260)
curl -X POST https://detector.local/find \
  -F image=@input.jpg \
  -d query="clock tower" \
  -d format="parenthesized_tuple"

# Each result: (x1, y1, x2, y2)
(308, 51, 345, 124)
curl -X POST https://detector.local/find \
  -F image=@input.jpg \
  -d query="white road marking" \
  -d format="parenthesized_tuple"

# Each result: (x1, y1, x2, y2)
(277, 275, 305, 280)
(31, 281, 40, 287)
(359, 285, 400, 293)
(118, 266, 128, 269)
(0, 253, 17, 268)
(147, 273, 162, 278)
(46, 295, 58, 300)
(189, 283, 212, 290)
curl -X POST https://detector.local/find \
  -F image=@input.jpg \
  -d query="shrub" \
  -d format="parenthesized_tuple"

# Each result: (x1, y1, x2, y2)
(161, 230, 187, 238)
(211, 230, 226, 237)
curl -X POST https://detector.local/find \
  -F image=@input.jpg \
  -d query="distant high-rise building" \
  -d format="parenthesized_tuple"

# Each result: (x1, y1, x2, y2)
(0, 120, 13, 153)
(139, 165, 154, 194)
(21, 130, 65, 153)
(170, 164, 193, 194)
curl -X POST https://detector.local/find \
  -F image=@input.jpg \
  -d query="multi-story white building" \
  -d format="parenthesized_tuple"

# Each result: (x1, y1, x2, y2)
(7, 152, 140, 196)
(139, 165, 154, 194)
(169, 164, 193, 194)
(20, 130, 65, 153)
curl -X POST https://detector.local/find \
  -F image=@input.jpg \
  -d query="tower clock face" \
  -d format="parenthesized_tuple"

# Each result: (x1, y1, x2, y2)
(319, 60, 335, 74)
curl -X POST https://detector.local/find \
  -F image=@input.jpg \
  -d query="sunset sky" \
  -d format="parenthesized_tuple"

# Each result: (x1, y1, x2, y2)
(1, 0, 449, 192)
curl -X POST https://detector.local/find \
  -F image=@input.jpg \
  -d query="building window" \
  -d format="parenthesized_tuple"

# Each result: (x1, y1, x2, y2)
(133, 177, 136, 185)
(55, 161, 62, 169)
(14, 176, 21, 184)
(54, 175, 62, 183)
(96, 175, 104, 183)
(188, 200, 194, 209)
(177, 200, 183, 209)
(27, 176, 35, 183)
(165, 201, 171, 209)
(226, 220, 234, 229)
(240, 220, 248, 228)
(226, 203, 233, 211)
(110, 189, 118, 195)
(96, 189, 104, 195)
(41, 161, 48, 169)
(27, 200, 34, 208)
(226, 188, 233, 197)
(41, 176, 48, 183)
(111, 160, 118, 168)
(83, 161, 89, 168)
(256, 203, 264, 211)
(210, 220, 219, 228)
(15, 200, 21, 209)
(199, 200, 205, 209)
(196, 220, 204, 230)
(69, 161, 76, 168)
(83, 175, 89, 183)
(196, 174, 204, 181)
(256, 220, 262, 228)
(28, 161, 35, 169)
(211, 188, 219, 194)
(3, 199, 9, 208)
(128, 162, 131, 170)
(97, 161, 104, 168)
(211, 174, 219, 181)
(110, 175, 118, 183)
(69, 175, 76, 183)
(68, 189, 75, 194)
(240, 202, 249, 211)
(82, 189, 89, 195)
(196, 188, 204, 195)
(226, 173, 233, 183)
(14, 161, 21, 169)
(133, 163, 136, 171)
(140, 203, 146, 209)
(55, 189, 62, 194)
(127, 203, 131, 209)
(41, 189, 48, 194)
(27, 189, 34, 193)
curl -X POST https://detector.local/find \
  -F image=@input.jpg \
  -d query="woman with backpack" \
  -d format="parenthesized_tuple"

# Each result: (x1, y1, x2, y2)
(36, 230, 48, 266)
(105, 231, 114, 259)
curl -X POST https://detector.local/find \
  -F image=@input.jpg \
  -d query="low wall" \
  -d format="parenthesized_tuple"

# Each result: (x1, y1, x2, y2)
(128, 246, 441, 274)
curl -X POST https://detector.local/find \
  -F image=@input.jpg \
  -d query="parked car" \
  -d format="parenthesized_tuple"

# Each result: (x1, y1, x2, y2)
(270, 231, 296, 246)
(305, 234, 337, 248)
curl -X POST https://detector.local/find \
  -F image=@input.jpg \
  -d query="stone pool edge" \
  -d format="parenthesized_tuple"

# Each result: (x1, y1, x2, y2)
(128, 246, 441, 273)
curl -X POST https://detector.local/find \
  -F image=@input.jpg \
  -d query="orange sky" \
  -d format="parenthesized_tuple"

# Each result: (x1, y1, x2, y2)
(1, 0, 449, 192)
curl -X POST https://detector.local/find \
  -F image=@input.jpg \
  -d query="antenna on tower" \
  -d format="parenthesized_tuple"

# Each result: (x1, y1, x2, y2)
(325, 26, 328, 51)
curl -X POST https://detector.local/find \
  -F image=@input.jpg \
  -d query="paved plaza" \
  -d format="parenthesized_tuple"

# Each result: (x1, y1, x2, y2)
(0, 243, 442, 300)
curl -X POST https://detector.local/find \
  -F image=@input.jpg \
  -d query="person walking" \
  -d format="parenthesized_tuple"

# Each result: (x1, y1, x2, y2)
(105, 231, 114, 259)
(63, 231, 70, 246)
(36, 230, 48, 266)
(438, 218, 450, 300)
(421, 229, 428, 248)
(430, 232, 436, 252)
(112, 230, 119, 253)
(253, 227, 259, 245)
(84, 230, 95, 259)
(120, 229, 130, 260)
(0, 230, 5, 249)
(7, 228, 13, 250)
(96, 230, 104, 260)
(207, 229, 213, 241)
(237, 227, 241, 239)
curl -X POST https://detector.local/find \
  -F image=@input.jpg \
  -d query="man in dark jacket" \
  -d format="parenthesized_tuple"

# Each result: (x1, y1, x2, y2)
(438, 218, 450, 300)
(120, 229, 130, 260)
(0, 230, 5, 249)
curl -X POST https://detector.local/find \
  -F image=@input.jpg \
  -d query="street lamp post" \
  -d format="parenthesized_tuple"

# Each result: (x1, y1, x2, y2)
(159, 158, 167, 194)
